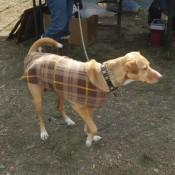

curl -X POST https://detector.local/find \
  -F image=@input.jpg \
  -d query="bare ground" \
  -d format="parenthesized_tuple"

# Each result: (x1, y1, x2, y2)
(1, 1, 175, 175)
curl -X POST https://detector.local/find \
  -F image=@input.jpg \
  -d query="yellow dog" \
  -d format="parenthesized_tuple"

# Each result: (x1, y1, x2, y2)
(23, 38, 162, 147)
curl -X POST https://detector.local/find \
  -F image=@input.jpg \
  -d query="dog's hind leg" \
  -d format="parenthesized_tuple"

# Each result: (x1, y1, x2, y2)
(57, 95, 75, 126)
(73, 105, 101, 147)
(28, 83, 48, 140)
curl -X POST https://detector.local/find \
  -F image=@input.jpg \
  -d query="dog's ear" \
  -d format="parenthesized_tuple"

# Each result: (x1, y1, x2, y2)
(125, 60, 138, 74)
(86, 59, 108, 91)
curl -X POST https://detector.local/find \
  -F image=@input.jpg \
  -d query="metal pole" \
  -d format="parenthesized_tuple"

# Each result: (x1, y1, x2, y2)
(39, 0, 44, 35)
(33, 0, 39, 38)
(166, 0, 173, 59)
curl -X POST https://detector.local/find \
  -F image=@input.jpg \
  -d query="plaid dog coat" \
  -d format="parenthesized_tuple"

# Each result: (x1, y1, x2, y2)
(23, 52, 108, 108)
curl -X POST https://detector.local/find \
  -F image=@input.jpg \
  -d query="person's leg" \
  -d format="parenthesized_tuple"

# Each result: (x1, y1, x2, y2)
(44, 0, 69, 40)
(62, 0, 74, 37)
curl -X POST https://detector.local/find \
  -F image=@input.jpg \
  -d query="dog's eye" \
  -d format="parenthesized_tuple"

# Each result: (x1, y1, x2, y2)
(142, 66, 147, 71)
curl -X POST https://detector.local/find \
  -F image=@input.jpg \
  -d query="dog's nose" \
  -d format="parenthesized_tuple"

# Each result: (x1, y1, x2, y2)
(152, 70, 162, 83)
(156, 71, 162, 80)
(147, 69, 162, 84)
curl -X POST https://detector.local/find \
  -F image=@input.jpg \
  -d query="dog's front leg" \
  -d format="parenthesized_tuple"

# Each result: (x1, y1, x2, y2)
(84, 124, 102, 144)
(73, 105, 101, 147)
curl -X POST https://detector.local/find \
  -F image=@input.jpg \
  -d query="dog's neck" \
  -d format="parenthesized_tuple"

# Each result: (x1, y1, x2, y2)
(104, 57, 129, 87)
(85, 60, 110, 92)
(85, 58, 134, 93)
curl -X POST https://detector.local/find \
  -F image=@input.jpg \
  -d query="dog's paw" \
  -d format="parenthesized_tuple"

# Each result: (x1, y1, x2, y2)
(65, 117, 76, 126)
(84, 126, 88, 134)
(40, 130, 49, 141)
(93, 135, 102, 142)
(86, 139, 92, 147)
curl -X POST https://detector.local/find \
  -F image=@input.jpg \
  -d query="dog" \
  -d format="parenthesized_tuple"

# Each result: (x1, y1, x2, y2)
(22, 38, 162, 147)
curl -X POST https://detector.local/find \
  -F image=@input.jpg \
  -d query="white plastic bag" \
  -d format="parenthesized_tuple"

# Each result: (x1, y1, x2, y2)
(80, 0, 115, 18)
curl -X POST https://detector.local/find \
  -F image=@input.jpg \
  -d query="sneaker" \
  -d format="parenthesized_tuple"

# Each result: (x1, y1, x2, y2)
(59, 35, 70, 40)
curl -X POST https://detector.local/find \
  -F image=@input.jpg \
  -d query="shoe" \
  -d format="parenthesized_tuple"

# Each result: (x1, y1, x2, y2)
(59, 35, 70, 40)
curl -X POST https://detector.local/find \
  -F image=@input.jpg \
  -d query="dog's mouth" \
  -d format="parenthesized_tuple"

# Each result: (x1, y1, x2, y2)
(145, 69, 162, 84)
(123, 79, 135, 85)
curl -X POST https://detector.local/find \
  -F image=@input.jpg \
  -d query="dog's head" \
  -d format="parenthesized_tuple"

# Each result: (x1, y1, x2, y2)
(106, 52, 162, 86)
(123, 52, 162, 84)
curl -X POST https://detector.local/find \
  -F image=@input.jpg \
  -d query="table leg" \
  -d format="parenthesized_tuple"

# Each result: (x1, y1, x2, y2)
(116, 0, 122, 34)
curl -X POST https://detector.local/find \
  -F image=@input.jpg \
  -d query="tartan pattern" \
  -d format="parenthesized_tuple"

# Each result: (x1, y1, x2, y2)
(23, 53, 108, 108)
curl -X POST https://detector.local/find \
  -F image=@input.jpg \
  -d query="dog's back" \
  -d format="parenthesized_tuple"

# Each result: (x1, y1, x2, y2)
(23, 54, 107, 108)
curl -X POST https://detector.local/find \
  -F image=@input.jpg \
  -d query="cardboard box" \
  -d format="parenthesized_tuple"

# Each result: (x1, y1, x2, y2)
(43, 14, 98, 46)
(69, 15, 98, 46)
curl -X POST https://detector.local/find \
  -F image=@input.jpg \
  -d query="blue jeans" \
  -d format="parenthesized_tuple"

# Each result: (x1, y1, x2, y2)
(44, 0, 73, 40)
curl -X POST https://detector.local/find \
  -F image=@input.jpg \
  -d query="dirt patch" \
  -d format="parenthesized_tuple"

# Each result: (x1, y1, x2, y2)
(0, 1, 175, 175)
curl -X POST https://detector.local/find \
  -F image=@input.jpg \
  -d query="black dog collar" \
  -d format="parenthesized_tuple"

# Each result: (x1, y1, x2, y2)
(101, 64, 118, 93)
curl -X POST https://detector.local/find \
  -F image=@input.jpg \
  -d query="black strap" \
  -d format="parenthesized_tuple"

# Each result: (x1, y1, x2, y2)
(7, 16, 23, 40)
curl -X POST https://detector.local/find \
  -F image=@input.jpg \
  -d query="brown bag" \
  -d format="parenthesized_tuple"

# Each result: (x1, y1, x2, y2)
(7, 5, 47, 43)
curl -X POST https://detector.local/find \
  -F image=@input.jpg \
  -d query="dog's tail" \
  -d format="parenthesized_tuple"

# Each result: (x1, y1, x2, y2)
(28, 37, 63, 54)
